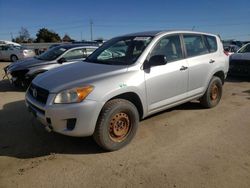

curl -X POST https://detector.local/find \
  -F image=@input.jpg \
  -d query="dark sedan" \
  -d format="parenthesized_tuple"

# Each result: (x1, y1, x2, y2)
(229, 43, 250, 77)
(3, 44, 97, 87)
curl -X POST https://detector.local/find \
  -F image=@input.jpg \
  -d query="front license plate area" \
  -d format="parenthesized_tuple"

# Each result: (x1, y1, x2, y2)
(29, 107, 37, 118)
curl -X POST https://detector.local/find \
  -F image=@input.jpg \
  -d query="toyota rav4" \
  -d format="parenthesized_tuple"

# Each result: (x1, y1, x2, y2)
(25, 30, 229, 151)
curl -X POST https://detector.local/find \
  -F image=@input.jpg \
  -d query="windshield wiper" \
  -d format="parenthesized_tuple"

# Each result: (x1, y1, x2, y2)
(85, 58, 124, 65)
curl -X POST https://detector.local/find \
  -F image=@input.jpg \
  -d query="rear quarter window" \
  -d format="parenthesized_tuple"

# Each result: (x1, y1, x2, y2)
(206, 35, 218, 52)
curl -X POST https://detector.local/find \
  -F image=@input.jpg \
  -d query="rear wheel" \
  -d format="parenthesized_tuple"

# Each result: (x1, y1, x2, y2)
(200, 76, 222, 108)
(10, 55, 18, 62)
(93, 99, 139, 151)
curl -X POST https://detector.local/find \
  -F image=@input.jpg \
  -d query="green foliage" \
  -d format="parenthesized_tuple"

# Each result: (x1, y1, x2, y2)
(35, 28, 61, 43)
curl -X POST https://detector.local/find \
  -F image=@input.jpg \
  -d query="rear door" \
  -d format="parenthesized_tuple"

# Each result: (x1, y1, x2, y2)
(182, 34, 216, 97)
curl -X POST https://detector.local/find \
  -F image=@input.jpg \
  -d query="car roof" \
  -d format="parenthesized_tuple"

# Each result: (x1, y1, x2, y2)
(122, 30, 164, 37)
(121, 30, 217, 37)
(56, 44, 98, 49)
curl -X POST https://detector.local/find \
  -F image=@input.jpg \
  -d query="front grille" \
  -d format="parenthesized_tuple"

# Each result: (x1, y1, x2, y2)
(11, 69, 29, 78)
(27, 100, 45, 115)
(29, 83, 49, 104)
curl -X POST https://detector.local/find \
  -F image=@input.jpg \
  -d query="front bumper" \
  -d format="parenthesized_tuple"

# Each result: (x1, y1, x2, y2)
(25, 91, 104, 137)
(3, 66, 31, 86)
(3, 65, 16, 84)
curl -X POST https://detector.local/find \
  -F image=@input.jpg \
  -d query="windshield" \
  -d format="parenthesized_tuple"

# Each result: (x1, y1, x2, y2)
(238, 44, 250, 53)
(86, 36, 153, 65)
(36, 46, 67, 61)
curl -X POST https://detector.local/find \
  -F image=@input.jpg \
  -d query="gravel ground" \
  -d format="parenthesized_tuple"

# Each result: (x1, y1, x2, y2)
(0, 61, 250, 188)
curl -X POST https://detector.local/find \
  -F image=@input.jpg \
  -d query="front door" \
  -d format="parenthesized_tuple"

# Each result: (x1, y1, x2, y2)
(144, 35, 188, 113)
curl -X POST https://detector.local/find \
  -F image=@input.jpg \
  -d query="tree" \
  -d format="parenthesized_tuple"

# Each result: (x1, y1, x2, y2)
(35, 28, 61, 43)
(62, 34, 74, 42)
(13, 27, 31, 43)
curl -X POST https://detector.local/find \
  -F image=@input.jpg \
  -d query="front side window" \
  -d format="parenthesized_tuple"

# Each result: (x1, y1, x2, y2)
(62, 48, 86, 60)
(238, 44, 250, 53)
(86, 36, 152, 65)
(150, 35, 183, 62)
(183, 35, 209, 57)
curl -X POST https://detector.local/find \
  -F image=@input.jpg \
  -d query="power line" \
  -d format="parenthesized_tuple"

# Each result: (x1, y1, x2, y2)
(1, 15, 250, 31)
(0, 21, 249, 40)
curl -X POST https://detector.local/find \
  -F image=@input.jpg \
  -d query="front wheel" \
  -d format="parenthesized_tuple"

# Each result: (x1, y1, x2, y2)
(200, 76, 223, 108)
(93, 99, 139, 151)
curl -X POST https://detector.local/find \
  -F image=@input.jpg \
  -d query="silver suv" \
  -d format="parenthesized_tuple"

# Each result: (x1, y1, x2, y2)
(25, 30, 229, 151)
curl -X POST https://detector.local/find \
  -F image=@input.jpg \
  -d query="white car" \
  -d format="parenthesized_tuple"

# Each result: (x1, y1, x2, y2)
(0, 44, 35, 62)
(0, 40, 21, 46)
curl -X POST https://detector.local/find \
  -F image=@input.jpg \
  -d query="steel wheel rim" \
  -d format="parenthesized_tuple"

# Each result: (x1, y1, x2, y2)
(109, 112, 131, 142)
(210, 83, 219, 101)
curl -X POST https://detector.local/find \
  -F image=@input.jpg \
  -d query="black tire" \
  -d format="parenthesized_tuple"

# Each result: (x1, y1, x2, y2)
(10, 55, 18, 62)
(200, 76, 223, 108)
(93, 99, 139, 151)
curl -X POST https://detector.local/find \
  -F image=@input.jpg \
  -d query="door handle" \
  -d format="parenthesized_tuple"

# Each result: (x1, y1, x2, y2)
(180, 66, 188, 71)
(209, 59, 215, 64)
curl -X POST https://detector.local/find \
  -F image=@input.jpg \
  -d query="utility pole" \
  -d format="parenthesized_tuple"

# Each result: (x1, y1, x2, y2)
(10, 32, 13, 41)
(90, 19, 93, 41)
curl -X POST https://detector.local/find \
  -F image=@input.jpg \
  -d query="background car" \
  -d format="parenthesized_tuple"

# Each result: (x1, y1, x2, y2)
(229, 43, 250, 77)
(0, 40, 21, 46)
(4, 44, 98, 87)
(224, 44, 240, 56)
(0, 44, 35, 62)
(223, 40, 242, 56)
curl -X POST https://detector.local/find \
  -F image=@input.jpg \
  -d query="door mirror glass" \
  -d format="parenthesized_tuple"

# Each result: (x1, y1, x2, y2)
(144, 55, 167, 69)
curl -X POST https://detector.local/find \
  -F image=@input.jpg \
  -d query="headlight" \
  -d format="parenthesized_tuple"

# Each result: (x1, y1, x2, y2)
(54, 85, 94, 104)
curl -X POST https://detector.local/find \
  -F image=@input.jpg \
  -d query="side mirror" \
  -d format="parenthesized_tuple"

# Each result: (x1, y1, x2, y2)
(143, 55, 167, 69)
(57, 57, 67, 64)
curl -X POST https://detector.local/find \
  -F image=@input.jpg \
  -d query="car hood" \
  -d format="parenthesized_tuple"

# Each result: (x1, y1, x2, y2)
(7, 57, 56, 72)
(230, 53, 250, 61)
(33, 61, 128, 93)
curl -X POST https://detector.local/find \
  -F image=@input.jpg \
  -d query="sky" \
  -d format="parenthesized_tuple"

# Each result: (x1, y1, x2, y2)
(0, 0, 250, 41)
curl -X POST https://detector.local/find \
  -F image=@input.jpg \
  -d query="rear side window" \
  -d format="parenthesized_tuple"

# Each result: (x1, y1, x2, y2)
(206, 35, 217, 52)
(183, 35, 209, 57)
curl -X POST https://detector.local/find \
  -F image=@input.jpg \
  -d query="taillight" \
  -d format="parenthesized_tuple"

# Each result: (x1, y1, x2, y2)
(224, 50, 229, 56)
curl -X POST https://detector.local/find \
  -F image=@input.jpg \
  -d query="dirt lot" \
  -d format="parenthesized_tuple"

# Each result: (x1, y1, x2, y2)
(0, 61, 250, 188)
